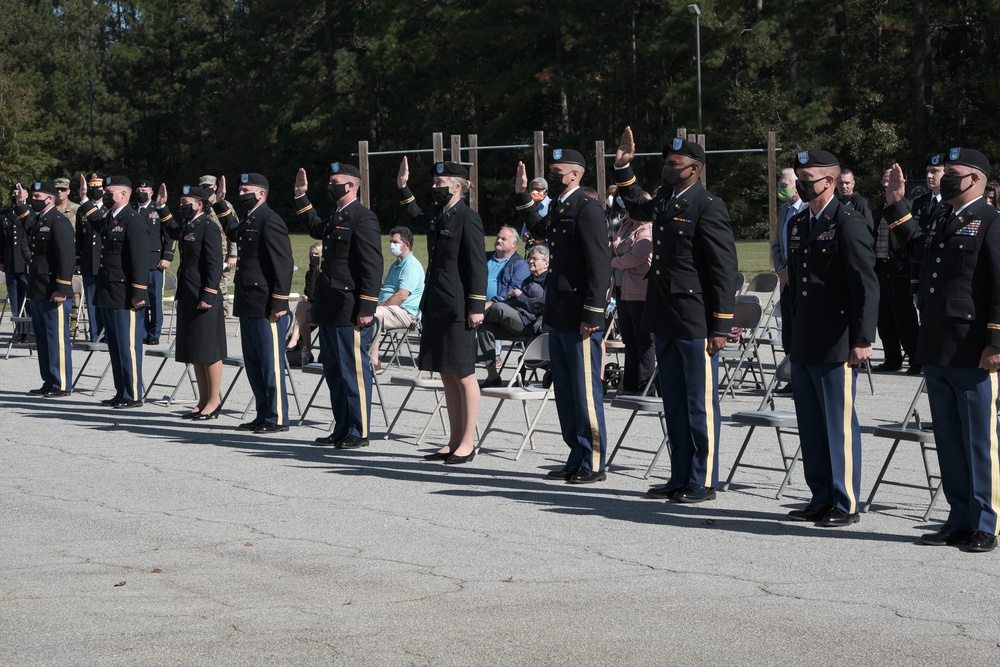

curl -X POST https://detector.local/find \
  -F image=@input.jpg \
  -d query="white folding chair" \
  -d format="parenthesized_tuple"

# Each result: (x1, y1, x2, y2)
(718, 299, 765, 397)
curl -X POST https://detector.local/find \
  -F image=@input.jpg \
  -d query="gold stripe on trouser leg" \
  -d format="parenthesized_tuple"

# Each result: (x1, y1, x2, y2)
(703, 344, 715, 485)
(581, 333, 602, 470)
(129, 310, 138, 399)
(57, 301, 67, 390)
(989, 372, 1000, 535)
(270, 321, 284, 424)
(354, 328, 368, 438)
(842, 362, 856, 513)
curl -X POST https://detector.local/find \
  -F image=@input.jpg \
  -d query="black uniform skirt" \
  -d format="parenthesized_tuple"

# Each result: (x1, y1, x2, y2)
(419, 317, 476, 375)
(176, 299, 227, 364)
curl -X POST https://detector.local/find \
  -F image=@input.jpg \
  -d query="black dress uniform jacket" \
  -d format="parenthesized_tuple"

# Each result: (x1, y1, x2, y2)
(885, 197, 1000, 368)
(0, 206, 30, 273)
(294, 195, 383, 326)
(510, 187, 610, 331)
(873, 198, 912, 278)
(76, 200, 104, 277)
(95, 205, 150, 309)
(399, 186, 487, 321)
(213, 201, 293, 318)
(785, 198, 878, 364)
(135, 203, 175, 271)
(900, 192, 941, 293)
(157, 207, 223, 305)
(13, 205, 75, 300)
(614, 165, 737, 338)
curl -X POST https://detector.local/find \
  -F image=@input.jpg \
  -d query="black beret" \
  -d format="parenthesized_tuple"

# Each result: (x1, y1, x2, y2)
(792, 150, 839, 171)
(180, 185, 213, 201)
(103, 175, 132, 188)
(946, 147, 992, 178)
(433, 161, 469, 179)
(239, 172, 269, 188)
(549, 148, 586, 168)
(663, 137, 706, 164)
(329, 162, 361, 178)
(135, 179, 153, 189)
(926, 153, 944, 168)
(32, 181, 57, 197)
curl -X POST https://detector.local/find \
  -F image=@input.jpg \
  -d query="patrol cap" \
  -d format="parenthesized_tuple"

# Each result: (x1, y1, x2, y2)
(239, 172, 269, 189)
(32, 182, 57, 197)
(103, 175, 132, 189)
(433, 161, 469, 179)
(945, 147, 992, 178)
(179, 185, 213, 201)
(198, 175, 218, 187)
(549, 148, 586, 168)
(792, 150, 839, 172)
(926, 153, 944, 168)
(87, 173, 105, 187)
(53, 178, 70, 190)
(135, 179, 153, 189)
(663, 137, 706, 164)
(329, 162, 361, 178)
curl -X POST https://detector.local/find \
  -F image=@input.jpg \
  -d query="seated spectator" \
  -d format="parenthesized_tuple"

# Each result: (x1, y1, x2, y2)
(478, 244, 549, 387)
(986, 180, 999, 208)
(286, 241, 321, 363)
(486, 226, 530, 304)
(370, 226, 425, 369)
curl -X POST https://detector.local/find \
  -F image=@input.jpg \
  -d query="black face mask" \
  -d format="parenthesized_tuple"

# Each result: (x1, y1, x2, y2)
(547, 173, 567, 199)
(89, 187, 104, 202)
(939, 173, 974, 202)
(135, 191, 150, 204)
(102, 192, 116, 208)
(431, 186, 452, 206)
(795, 177, 828, 203)
(661, 164, 691, 188)
(178, 203, 195, 218)
(239, 192, 259, 211)
(327, 182, 348, 202)
(29, 198, 48, 212)
(309, 255, 321, 268)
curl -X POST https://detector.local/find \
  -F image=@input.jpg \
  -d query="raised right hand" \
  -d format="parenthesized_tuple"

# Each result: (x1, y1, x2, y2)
(397, 157, 409, 189)
(885, 163, 906, 206)
(217, 175, 227, 201)
(294, 168, 308, 198)
(614, 126, 636, 168)
(78, 174, 87, 201)
(514, 161, 527, 193)
(155, 182, 168, 207)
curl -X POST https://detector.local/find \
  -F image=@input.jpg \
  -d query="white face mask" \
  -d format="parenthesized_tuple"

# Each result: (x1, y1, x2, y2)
(389, 242, 404, 258)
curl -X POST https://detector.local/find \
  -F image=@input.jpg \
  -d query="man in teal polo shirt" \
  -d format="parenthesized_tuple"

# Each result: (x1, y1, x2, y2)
(371, 226, 425, 369)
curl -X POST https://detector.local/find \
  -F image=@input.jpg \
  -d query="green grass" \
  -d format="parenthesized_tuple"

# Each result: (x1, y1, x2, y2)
(0, 235, 773, 301)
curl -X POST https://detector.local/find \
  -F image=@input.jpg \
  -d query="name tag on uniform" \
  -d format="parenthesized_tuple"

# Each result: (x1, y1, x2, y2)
(957, 221, 981, 236)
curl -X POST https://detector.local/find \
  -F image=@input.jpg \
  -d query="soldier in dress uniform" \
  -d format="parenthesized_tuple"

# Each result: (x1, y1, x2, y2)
(294, 162, 383, 449)
(511, 149, 611, 484)
(11, 182, 75, 395)
(134, 179, 173, 345)
(883, 148, 1000, 553)
(612, 128, 739, 503)
(75, 173, 107, 341)
(213, 173, 294, 434)
(1, 185, 32, 343)
(784, 150, 878, 527)
(91, 175, 150, 408)
(199, 175, 238, 317)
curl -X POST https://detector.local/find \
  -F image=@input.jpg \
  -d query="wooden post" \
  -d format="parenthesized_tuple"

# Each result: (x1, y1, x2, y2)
(433, 132, 444, 163)
(358, 140, 370, 209)
(767, 130, 777, 261)
(676, 127, 687, 139)
(468, 134, 479, 212)
(595, 140, 606, 204)
(450, 134, 462, 162)
(696, 133, 706, 186)
(533, 130, 545, 178)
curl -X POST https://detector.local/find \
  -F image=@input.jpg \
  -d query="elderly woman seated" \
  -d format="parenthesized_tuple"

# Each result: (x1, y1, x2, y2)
(477, 244, 549, 387)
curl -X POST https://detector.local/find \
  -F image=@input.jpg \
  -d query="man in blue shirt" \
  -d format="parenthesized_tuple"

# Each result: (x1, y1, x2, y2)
(486, 226, 530, 303)
(371, 226, 425, 369)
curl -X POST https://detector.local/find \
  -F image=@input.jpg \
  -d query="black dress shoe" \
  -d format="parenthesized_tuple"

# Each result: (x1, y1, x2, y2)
(773, 383, 794, 395)
(423, 451, 452, 461)
(546, 466, 580, 480)
(906, 364, 923, 375)
(818, 507, 861, 527)
(238, 418, 265, 431)
(101, 396, 123, 406)
(478, 376, 503, 389)
(254, 421, 289, 434)
(112, 400, 143, 409)
(919, 527, 972, 546)
(646, 484, 685, 500)
(43, 389, 71, 398)
(673, 484, 717, 503)
(967, 531, 998, 553)
(787, 503, 833, 522)
(314, 433, 343, 447)
(871, 362, 903, 373)
(567, 468, 606, 484)
(444, 449, 476, 465)
(181, 409, 202, 420)
(147, 337, 160, 346)
(29, 386, 51, 395)
(192, 406, 221, 421)
(336, 435, 370, 449)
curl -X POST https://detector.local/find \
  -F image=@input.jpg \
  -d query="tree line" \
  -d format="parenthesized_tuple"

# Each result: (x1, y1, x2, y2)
(2, 0, 997, 237)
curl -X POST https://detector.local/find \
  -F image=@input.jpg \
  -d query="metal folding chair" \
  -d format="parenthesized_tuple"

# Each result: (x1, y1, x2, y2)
(606, 373, 670, 478)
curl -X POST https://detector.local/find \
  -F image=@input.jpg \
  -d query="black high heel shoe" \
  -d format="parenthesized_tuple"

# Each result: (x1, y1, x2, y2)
(181, 409, 202, 420)
(423, 450, 452, 461)
(444, 449, 476, 465)
(193, 406, 221, 421)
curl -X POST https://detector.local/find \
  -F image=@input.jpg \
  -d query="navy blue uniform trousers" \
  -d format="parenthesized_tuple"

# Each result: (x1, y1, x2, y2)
(924, 366, 1000, 535)
(241, 315, 290, 426)
(6, 271, 31, 334)
(549, 330, 607, 472)
(791, 362, 862, 513)
(102, 307, 145, 402)
(656, 337, 722, 490)
(145, 268, 164, 338)
(31, 298, 72, 392)
(320, 323, 374, 440)
(82, 275, 103, 341)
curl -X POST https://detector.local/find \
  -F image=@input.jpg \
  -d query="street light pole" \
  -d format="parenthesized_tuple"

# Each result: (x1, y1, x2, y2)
(687, 4, 702, 135)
